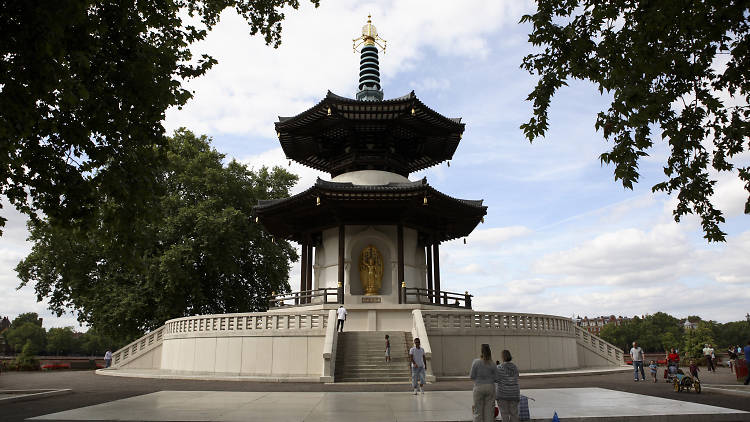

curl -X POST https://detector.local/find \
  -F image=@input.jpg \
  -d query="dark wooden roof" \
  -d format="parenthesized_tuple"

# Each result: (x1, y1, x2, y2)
(275, 91, 465, 177)
(253, 178, 486, 243)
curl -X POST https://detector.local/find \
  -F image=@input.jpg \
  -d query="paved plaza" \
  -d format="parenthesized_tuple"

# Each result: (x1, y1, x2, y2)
(3, 369, 750, 422)
(27, 388, 750, 422)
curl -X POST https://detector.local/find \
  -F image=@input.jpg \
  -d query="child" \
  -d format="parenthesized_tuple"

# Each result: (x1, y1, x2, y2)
(384, 334, 391, 363)
(648, 360, 658, 383)
(689, 359, 700, 380)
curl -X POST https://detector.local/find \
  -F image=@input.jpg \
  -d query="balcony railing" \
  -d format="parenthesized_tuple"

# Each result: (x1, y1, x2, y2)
(269, 287, 341, 308)
(403, 287, 472, 309)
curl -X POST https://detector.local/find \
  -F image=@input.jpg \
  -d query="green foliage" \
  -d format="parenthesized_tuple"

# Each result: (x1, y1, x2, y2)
(683, 322, 716, 358)
(16, 129, 299, 343)
(713, 321, 750, 349)
(79, 328, 122, 357)
(599, 312, 684, 353)
(0, 0, 318, 235)
(13, 340, 40, 370)
(11, 313, 41, 327)
(521, 0, 750, 242)
(5, 322, 46, 353)
(47, 327, 78, 356)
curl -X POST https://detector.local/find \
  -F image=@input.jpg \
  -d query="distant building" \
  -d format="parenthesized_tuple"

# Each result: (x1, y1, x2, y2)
(575, 315, 630, 335)
(683, 320, 697, 330)
(0, 316, 10, 332)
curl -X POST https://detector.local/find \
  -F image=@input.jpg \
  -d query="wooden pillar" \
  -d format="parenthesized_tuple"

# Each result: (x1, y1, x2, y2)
(397, 224, 404, 304)
(426, 244, 433, 303)
(300, 241, 308, 294)
(306, 243, 313, 303)
(338, 224, 345, 304)
(433, 242, 441, 304)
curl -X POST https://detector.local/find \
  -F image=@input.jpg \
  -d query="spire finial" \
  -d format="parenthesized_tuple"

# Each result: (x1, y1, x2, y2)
(353, 15, 386, 101)
(353, 14, 387, 53)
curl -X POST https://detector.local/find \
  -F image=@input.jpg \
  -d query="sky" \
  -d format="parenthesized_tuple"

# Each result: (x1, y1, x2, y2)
(1, 0, 749, 329)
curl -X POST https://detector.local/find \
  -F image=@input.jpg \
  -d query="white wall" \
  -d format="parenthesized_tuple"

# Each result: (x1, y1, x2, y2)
(160, 334, 324, 377)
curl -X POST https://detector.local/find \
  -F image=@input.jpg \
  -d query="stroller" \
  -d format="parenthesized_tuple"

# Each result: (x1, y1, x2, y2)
(664, 360, 681, 383)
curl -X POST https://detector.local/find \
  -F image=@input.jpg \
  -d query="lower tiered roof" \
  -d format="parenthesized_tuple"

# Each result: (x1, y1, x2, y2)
(253, 178, 486, 243)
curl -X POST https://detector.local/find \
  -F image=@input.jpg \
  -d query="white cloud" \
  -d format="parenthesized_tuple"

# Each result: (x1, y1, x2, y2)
(238, 147, 327, 195)
(532, 224, 693, 286)
(165, 0, 528, 138)
(468, 226, 532, 245)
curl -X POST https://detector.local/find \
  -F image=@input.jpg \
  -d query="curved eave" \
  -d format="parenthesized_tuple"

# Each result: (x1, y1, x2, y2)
(274, 91, 465, 175)
(252, 178, 486, 243)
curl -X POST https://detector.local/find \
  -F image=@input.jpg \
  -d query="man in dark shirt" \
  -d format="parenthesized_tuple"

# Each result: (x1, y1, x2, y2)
(744, 340, 750, 385)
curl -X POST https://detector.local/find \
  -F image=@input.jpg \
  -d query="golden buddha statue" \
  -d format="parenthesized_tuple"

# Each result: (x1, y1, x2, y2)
(359, 245, 384, 295)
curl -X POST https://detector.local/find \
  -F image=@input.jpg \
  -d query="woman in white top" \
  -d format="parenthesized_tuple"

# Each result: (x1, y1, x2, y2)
(470, 343, 498, 422)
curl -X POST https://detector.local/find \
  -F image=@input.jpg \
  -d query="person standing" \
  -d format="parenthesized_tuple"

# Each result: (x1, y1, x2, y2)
(744, 340, 750, 385)
(728, 346, 738, 374)
(703, 344, 715, 372)
(336, 305, 347, 332)
(496, 349, 520, 422)
(409, 338, 427, 394)
(104, 350, 112, 368)
(469, 344, 498, 422)
(630, 341, 645, 381)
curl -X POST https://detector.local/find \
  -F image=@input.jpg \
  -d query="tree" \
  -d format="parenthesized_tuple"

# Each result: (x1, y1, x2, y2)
(47, 327, 78, 356)
(16, 129, 299, 342)
(79, 328, 122, 357)
(683, 321, 716, 358)
(521, 1, 749, 241)
(0, 0, 318, 235)
(5, 322, 46, 353)
(13, 340, 40, 370)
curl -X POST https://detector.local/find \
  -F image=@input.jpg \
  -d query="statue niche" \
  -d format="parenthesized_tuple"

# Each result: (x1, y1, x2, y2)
(359, 245, 384, 296)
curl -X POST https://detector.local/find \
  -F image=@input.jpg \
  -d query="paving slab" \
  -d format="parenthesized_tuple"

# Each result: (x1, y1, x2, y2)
(29, 387, 750, 422)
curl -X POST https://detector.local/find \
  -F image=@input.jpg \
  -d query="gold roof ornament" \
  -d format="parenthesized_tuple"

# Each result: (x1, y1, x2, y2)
(353, 14, 387, 53)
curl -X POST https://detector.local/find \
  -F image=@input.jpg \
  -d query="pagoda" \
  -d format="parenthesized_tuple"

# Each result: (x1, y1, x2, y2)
(254, 16, 487, 308)
(107, 17, 624, 382)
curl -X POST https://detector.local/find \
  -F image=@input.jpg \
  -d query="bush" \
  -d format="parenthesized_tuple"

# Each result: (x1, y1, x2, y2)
(13, 340, 40, 371)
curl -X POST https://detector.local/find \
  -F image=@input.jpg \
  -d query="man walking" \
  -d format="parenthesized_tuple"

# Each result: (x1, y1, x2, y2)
(104, 350, 112, 368)
(630, 341, 645, 381)
(744, 340, 750, 385)
(409, 337, 427, 394)
(336, 305, 347, 332)
(703, 344, 715, 372)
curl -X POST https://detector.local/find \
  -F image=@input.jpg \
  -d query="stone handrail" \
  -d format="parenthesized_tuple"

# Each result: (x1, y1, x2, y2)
(163, 311, 329, 337)
(321, 309, 338, 382)
(112, 326, 164, 368)
(421, 310, 574, 336)
(574, 325, 624, 365)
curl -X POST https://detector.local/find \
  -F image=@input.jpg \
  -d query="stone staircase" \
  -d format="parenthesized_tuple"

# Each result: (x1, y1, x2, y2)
(334, 331, 413, 382)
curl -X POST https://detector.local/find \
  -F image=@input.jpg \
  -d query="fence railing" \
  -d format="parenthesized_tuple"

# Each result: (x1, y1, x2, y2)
(164, 311, 330, 336)
(574, 325, 624, 364)
(421, 311, 574, 335)
(269, 288, 341, 308)
(112, 326, 164, 368)
(403, 288, 472, 308)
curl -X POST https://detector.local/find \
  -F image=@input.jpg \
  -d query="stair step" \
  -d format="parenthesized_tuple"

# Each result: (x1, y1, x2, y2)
(334, 331, 413, 383)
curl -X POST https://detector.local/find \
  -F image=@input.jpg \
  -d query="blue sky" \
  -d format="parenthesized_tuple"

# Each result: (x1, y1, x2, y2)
(1, 0, 748, 328)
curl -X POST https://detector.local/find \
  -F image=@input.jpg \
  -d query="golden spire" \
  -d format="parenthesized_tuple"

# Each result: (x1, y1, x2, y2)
(353, 14, 387, 53)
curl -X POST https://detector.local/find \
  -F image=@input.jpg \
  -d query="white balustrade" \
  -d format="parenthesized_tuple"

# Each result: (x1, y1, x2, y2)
(112, 326, 164, 368)
(163, 311, 329, 336)
(421, 310, 573, 336)
(574, 325, 624, 364)
(111, 311, 329, 369)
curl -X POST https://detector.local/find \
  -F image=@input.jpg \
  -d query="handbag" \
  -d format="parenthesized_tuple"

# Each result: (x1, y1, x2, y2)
(519, 395, 533, 421)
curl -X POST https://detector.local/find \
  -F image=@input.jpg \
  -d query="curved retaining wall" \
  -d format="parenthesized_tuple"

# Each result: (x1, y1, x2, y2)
(110, 308, 623, 381)
(159, 311, 330, 380)
(421, 311, 596, 376)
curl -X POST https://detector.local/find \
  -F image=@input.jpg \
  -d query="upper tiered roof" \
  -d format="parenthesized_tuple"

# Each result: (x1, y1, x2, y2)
(276, 91, 465, 177)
